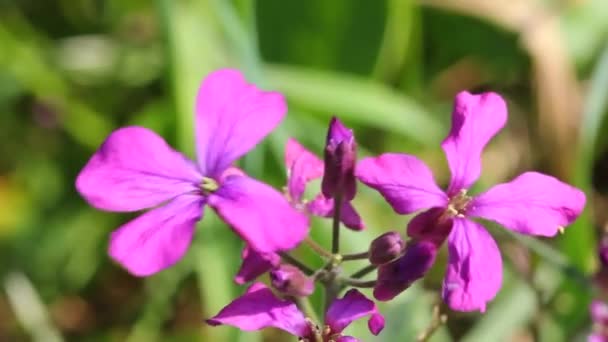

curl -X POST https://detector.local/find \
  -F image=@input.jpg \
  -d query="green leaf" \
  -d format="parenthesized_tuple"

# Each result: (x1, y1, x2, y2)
(266, 65, 443, 145)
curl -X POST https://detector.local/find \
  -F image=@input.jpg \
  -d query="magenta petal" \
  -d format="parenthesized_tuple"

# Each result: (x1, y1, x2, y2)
(356, 153, 447, 215)
(307, 195, 364, 230)
(234, 246, 279, 285)
(108, 194, 204, 276)
(326, 289, 384, 336)
(285, 138, 324, 203)
(208, 175, 309, 253)
(76, 127, 201, 212)
(337, 337, 360, 342)
(591, 300, 608, 326)
(195, 69, 287, 177)
(206, 282, 309, 337)
(468, 172, 586, 237)
(442, 92, 507, 194)
(443, 218, 502, 312)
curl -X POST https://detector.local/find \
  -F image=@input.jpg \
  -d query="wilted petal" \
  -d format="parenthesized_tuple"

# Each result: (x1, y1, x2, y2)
(76, 127, 201, 212)
(374, 241, 437, 301)
(209, 175, 309, 253)
(326, 289, 384, 336)
(195, 69, 287, 177)
(443, 218, 502, 312)
(285, 138, 324, 202)
(468, 172, 586, 237)
(206, 282, 309, 337)
(108, 194, 204, 276)
(234, 246, 279, 285)
(270, 264, 315, 297)
(356, 153, 447, 215)
(442, 92, 507, 194)
(407, 207, 453, 246)
(307, 195, 364, 230)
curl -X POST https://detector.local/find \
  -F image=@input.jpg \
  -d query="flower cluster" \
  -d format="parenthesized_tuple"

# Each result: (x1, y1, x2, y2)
(76, 69, 586, 340)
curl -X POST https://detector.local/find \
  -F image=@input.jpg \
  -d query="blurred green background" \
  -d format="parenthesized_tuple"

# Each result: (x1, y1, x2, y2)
(1, 0, 608, 341)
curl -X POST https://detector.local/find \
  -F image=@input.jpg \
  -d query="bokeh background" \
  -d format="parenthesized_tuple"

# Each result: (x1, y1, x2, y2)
(1, 0, 608, 341)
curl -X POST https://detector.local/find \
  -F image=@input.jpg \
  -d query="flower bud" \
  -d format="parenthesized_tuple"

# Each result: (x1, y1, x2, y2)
(373, 241, 437, 301)
(321, 117, 357, 201)
(270, 264, 314, 297)
(368, 231, 405, 266)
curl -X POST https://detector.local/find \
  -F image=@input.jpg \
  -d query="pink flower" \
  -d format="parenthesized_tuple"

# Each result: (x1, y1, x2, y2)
(356, 91, 586, 312)
(76, 69, 309, 276)
(207, 282, 384, 341)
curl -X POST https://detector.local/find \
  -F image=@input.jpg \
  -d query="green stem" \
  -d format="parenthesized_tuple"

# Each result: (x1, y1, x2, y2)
(305, 237, 334, 259)
(341, 251, 369, 261)
(293, 296, 319, 324)
(279, 252, 314, 276)
(340, 278, 377, 288)
(350, 264, 377, 279)
(331, 193, 343, 254)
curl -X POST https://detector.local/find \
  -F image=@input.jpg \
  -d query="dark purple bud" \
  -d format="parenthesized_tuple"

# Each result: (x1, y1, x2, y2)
(369, 231, 405, 266)
(600, 237, 608, 268)
(270, 264, 314, 297)
(373, 241, 437, 301)
(321, 117, 357, 201)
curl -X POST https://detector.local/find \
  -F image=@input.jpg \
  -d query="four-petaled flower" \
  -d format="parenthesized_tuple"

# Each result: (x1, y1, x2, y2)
(207, 282, 384, 342)
(76, 69, 309, 276)
(356, 91, 586, 312)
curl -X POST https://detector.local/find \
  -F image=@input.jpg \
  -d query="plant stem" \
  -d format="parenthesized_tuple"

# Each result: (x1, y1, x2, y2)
(340, 278, 377, 288)
(293, 296, 319, 323)
(417, 304, 447, 342)
(305, 237, 334, 259)
(341, 251, 369, 261)
(350, 264, 377, 279)
(279, 252, 314, 276)
(331, 194, 343, 254)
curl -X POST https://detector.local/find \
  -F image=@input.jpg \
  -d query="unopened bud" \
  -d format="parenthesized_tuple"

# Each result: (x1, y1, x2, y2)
(368, 231, 405, 265)
(270, 264, 314, 297)
(321, 117, 357, 201)
(374, 241, 437, 301)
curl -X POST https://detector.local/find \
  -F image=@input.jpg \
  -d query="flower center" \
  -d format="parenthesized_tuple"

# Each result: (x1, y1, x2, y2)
(200, 177, 219, 194)
(446, 189, 471, 218)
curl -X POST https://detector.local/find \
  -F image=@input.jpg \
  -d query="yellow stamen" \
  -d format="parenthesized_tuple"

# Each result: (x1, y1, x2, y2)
(201, 177, 219, 193)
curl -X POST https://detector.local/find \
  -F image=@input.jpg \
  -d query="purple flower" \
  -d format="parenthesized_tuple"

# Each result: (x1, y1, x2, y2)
(207, 282, 384, 341)
(286, 137, 364, 230)
(76, 69, 309, 276)
(356, 91, 586, 312)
